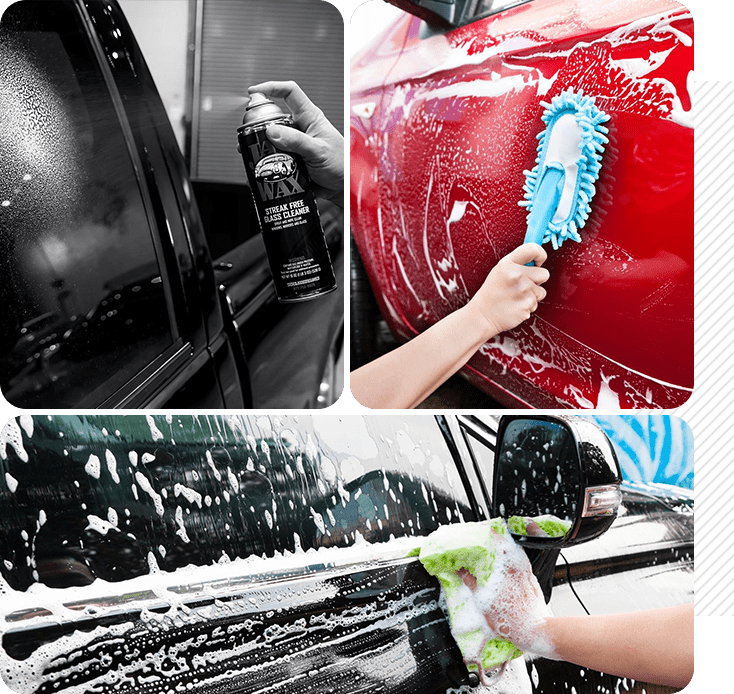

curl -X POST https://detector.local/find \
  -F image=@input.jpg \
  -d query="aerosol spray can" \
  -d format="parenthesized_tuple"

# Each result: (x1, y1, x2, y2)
(237, 92, 337, 303)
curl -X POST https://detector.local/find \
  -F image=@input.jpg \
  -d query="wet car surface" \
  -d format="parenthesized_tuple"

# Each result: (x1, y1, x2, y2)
(0, 0, 343, 409)
(350, 0, 693, 408)
(0, 415, 693, 693)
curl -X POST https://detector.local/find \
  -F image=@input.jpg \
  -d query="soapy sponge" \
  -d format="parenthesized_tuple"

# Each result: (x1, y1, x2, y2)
(507, 514, 571, 538)
(417, 519, 522, 682)
(417, 517, 566, 684)
(419, 517, 505, 591)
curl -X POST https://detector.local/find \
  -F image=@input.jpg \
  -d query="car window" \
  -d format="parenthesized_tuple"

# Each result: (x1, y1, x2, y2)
(469, 0, 531, 20)
(0, 415, 476, 591)
(0, 0, 175, 408)
(305, 415, 476, 546)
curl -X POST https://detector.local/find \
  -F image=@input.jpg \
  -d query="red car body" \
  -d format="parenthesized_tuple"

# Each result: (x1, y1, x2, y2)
(350, 0, 693, 408)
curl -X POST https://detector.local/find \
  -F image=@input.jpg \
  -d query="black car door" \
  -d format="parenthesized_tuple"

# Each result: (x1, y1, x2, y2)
(0, 414, 480, 693)
(0, 0, 229, 408)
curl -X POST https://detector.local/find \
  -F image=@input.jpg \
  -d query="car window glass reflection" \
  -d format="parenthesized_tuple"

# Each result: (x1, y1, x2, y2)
(0, 415, 476, 592)
(495, 419, 581, 523)
(0, 1, 174, 407)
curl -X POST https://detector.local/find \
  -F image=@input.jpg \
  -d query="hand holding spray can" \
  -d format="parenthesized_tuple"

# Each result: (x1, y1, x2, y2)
(237, 92, 337, 303)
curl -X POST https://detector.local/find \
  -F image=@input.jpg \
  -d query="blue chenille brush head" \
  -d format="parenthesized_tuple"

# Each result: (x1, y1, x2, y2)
(519, 89, 610, 250)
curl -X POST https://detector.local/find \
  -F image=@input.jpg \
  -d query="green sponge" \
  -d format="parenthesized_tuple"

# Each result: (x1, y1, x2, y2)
(415, 515, 568, 681)
(507, 514, 571, 538)
(417, 519, 523, 681)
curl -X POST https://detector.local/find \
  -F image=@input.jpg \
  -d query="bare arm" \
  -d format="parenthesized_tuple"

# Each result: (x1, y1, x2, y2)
(541, 605, 693, 689)
(350, 244, 549, 409)
(351, 301, 498, 409)
(466, 532, 693, 690)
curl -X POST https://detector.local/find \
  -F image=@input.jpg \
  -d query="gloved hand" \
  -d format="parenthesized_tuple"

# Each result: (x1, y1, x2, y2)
(248, 81, 343, 206)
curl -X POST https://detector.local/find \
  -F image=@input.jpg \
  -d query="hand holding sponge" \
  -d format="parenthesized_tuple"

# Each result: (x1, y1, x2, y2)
(416, 518, 567, 684)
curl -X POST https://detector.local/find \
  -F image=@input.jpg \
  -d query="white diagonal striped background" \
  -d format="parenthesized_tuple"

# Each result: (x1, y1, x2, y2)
(678, 81, 734, 616)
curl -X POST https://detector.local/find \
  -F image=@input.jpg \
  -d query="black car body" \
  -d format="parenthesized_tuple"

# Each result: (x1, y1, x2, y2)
(0, 414, 693, 693)
(0, 0, 343, 409)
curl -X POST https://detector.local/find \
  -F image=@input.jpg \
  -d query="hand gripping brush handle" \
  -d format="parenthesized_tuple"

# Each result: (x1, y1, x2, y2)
(520, 89, 610, 265)
(524, 163, 565, 247)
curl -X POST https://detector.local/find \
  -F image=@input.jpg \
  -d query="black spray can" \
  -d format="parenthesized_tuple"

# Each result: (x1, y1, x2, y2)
(237, 92, 337, 303)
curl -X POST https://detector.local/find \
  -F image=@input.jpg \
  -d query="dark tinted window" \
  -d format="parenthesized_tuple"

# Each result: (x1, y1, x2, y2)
(0, 415, 475, 591)
(0, 0, 174, 407)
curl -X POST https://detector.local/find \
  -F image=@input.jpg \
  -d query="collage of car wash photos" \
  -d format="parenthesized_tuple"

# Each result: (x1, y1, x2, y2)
(0, 0, 711, 693)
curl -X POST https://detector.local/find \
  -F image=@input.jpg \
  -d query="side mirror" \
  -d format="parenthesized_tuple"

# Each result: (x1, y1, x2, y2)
(491, 416, 622, 548)
(386, 0, 457, 29)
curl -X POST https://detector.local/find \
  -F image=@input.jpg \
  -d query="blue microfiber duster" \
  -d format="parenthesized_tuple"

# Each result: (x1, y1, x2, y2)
(520, 89, 610, 251)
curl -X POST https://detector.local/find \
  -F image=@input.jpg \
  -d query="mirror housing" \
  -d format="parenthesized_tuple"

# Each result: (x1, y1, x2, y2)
(491, 415, 622, 549)
(386, 0, 457, 30)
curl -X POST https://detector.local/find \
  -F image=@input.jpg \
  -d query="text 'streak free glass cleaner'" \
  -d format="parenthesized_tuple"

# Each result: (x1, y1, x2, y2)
(237, 93, 337, 303)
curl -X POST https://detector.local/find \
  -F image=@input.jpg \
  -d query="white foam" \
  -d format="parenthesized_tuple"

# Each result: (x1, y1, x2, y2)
(145, 415, 164, 441)
(670, 70, 694, 129)
(596, 373, 621, 408)
(173, 483, 203, 508)
(226, 467, 239, 493)
(1, 419, 28, 463)
(105, 450, 120, 484)
(18, 416, 33, 438)
(134, 472, 164, 517)
(85, 515, 117, 536)
(5, 472, 18, 493)
(84, 455, 101, 480)
(174, 506, 190, 542)
(205, 449, 222, 480)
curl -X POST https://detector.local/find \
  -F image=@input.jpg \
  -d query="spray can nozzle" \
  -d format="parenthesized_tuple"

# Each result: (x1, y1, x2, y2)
(242, 92, 287, 127)
(246, 92, 272, 110)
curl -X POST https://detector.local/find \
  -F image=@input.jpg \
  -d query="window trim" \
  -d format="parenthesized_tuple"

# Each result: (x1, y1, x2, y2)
(62, 0, 199, 405)
(74, 0, 180, 342)
(89, 338, 194, 408)
(434, 414, 487, 520)
(456, 415, 497, 510)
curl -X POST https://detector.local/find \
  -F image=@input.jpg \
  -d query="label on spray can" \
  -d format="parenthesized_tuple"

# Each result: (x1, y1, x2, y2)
(237, 95, 337, 303)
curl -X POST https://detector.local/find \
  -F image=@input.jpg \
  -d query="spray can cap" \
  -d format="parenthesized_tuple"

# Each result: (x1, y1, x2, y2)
(241, 92, 289, 128)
